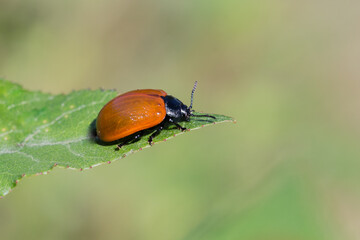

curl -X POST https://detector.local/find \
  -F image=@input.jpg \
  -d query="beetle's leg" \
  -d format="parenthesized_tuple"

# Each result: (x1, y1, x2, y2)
(169, 118, 187, 131)
(115, 132, 143, 151)
(116, 142, 126, 150)
(148, 124, 164, 146)
(173, 122, 187, 131)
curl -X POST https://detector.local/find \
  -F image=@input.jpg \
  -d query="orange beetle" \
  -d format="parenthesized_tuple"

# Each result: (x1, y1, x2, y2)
(96, 82, 215, 149)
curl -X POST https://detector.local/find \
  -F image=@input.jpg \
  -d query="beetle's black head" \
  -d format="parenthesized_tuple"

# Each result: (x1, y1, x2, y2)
(162, 95, 191, 122)
(162, 82, 216, 123)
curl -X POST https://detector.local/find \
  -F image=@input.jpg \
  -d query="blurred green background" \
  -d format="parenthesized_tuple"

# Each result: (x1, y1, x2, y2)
(1, 0, 360, 239)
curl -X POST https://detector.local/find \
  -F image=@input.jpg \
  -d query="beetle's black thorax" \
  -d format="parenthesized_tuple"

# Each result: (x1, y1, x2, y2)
(162, 95, 190, 122)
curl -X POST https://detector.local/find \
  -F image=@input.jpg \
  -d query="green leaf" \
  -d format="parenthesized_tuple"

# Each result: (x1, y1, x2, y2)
(0, 79, 234, 198)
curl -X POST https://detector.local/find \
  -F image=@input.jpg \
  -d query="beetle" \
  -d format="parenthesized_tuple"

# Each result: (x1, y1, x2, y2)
(96, 81, 215, 149)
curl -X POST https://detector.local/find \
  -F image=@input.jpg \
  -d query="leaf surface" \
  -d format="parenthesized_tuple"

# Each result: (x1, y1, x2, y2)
(0, 80, 234, 197)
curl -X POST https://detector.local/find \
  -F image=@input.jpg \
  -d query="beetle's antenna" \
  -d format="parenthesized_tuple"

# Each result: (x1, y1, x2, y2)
(191, 113, 216, 119)
(188, 81, 216, 120)
(189, 81, 198, 110)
